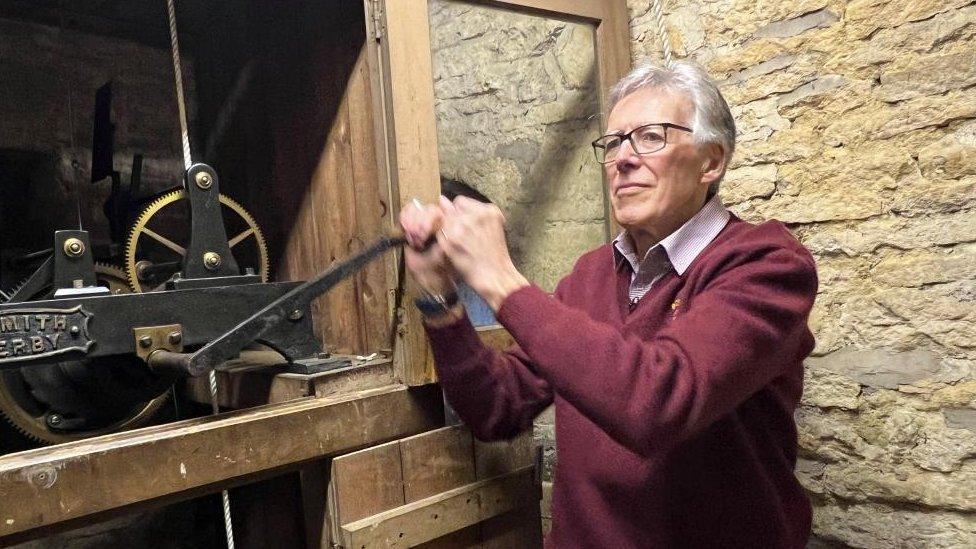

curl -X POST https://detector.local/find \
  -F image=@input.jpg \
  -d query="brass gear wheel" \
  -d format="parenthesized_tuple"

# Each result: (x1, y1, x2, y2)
(125, 190, 269, 292)
(0, 263, 172, 445)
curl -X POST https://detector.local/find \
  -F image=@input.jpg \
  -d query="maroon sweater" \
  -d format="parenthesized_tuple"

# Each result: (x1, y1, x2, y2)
(426, 217, 818, 548)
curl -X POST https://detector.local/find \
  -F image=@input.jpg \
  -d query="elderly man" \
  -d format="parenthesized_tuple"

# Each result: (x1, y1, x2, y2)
(401, 61, 817, 548)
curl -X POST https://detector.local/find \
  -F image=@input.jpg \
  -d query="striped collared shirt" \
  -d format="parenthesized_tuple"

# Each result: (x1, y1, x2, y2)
(612, 193, 731, 306)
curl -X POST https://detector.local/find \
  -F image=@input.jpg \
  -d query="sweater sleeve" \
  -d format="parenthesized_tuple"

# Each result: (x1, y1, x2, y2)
(495, 243, 817, 455)
(425, 311, 554, 441)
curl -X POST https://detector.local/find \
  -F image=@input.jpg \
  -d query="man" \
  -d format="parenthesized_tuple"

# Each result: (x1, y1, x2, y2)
(401, 61, 817, 548)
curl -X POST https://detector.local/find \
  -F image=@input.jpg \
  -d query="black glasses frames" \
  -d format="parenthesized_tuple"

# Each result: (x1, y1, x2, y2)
(592, 123, 693, 164)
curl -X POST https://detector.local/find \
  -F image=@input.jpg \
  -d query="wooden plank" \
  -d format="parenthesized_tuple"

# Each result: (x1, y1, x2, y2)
(474, 431, 537, 481)
(183, 353, 395, 408)
(0, 384, 442, 542)
(270, 3, 392, 357)
(401, 427, 481, 549)
(341, 467, 537, 548)
(380, 0, 443, 387)
(331, 441, 405, 524)
(473, 0, 609, 21)
(400, 426, 476, 503)
(594, 0, 632, 239)
(310, 357, 396, 400)
(475, 432, 542, 547)
(348, 42, 394, 356)
(480, 505, 544, 549)
(400, 425, 480, 549)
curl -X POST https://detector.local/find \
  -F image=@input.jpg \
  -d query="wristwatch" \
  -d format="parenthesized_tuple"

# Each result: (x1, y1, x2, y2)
(414, 289, 460, 317)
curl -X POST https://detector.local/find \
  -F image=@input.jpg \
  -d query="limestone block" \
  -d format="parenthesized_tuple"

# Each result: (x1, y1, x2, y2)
(873, 89, 976, 140)
(845, 0, 973, 40)
(822, 460, 976, 510)
(917, 120, 976, 180)
(806, 347, 944, 389)
(755, 8, 839, 39)
(721, 164, 777, 204)
(720, 56, 820, 105)
(799, 210, 976, 257)
(876, 48, 976, 103)
(554, 25, 596, 90)
(795, 457, 828, 494)
(870, 243, 976, 289)
(732, 97, 792, 143)
(889, 176, 976, 217)
(796, 406, 886, 462)
(802, 367, 861, 410)
(731, 127, 819, 168)
(944, 408, 976, 433)
(813, 503, 976, 548)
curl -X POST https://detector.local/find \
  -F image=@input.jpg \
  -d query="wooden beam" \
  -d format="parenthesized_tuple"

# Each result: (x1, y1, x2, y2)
(0, 384, 442, 543)
(594, 0, 632, 238)
(341, 467, 538, 548)
(472, 0, 609, 22)
(380, 0, 443, 387)
(183, 351, 396, 408)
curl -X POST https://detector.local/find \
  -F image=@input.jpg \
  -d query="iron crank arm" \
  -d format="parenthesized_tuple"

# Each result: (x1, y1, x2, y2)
(149, 230, 410, 377)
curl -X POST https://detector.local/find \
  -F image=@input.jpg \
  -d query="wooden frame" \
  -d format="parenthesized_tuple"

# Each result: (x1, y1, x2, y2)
(329, 425, 540, 548)
(378, 0, 631, 385)
(0, 384, 442, 545)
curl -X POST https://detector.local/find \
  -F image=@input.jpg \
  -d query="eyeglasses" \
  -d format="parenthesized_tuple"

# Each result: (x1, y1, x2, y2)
(591, 122, 693, 164)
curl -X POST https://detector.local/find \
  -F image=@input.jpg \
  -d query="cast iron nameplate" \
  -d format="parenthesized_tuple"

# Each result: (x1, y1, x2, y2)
(0, 306, 93, 363)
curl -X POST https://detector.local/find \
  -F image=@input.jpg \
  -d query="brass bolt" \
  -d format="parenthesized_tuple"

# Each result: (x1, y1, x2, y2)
(195, 171, 213, 190)
(168, 331, 182, 345)
(139, 335, 153, 348)
(63, 238, 85, 257)
(203, 252, 222, 270)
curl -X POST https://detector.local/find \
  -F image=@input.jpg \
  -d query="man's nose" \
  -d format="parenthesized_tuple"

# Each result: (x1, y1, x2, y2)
(613, 139, 641, 171)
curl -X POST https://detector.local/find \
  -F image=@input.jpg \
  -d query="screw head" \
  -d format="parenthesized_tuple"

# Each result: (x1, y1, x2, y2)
(195, 171, 213, 189)
(288, 309, 303, 321)
(69, 325, 80, 336)
(63, 238, 85, 257)
(46, 414, 62, 427)
(139, 335, 153, 348)
(203, 252, 222, 270)
(168, 331, 182, 345)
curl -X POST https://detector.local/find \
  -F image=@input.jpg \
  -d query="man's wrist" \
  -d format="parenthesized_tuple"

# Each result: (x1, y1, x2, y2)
(421, 303, 466, 327)
(483, 271, 530, 311)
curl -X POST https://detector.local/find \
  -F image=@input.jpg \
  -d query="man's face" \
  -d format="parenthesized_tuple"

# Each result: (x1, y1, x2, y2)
(603, 87, 718, 237)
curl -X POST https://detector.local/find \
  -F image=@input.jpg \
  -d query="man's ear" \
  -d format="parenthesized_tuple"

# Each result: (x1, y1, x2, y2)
(700, 143, 727, 186)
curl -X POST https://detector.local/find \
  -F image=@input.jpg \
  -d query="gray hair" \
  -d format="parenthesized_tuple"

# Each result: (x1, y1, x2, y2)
(608, 61, 736, 195)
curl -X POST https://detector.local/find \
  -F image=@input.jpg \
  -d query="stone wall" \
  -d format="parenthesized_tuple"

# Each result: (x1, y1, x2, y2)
(0, 16, 189, 255)
(428, 1, 607, 292)
(432, 0, 975, 545)
(632, 0, 976, 546)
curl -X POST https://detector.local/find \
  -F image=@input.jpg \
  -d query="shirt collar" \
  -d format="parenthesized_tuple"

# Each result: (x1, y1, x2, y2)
(612, 193, 731, 276)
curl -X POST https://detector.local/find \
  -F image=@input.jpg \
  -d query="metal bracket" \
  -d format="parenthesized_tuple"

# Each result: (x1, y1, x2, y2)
(133, 324, 184, 361)
(53, 231, 97, 292)
(182, 163, 241, 280)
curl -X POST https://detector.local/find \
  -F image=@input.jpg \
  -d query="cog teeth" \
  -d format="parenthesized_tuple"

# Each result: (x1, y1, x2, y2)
(124, 190, 270, 291)
(218, 194, 271, 282)
(125, 190, 186, 293)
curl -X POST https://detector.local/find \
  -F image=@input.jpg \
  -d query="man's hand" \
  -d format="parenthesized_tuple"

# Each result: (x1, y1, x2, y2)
(438, 196, 529, 311)
(399, 199, 456, 295)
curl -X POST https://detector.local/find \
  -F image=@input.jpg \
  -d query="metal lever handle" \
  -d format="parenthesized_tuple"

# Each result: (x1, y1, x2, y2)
(149, 229, 410, 377)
